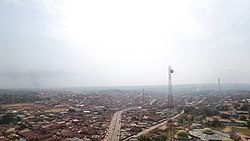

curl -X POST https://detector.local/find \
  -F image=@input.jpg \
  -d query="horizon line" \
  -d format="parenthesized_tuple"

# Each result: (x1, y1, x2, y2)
(1, 82, 250, 90)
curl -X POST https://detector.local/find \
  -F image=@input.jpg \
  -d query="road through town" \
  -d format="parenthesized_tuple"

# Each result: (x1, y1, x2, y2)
(103, 111, 122, 141)
(103, 107, 138, 141)
(124, 98, 205, 140)
(124, 110, 184, 141)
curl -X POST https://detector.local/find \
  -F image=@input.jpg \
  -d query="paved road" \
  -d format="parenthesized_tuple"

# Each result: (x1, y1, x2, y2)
(104, 107, 139, 141)
(124, 98, 206, 141)
(124, 110, 184, 141)
(197, 98, 205, 105)
(103, 111, 122, 141)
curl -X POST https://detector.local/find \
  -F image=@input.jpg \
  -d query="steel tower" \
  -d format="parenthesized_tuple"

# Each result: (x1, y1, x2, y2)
(167, 66, 174, 108)
(218, 77, 221, 92)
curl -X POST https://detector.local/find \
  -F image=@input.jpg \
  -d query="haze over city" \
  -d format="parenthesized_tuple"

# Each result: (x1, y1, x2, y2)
(1, 0, 250, 88)
(1, 1, 250, 141)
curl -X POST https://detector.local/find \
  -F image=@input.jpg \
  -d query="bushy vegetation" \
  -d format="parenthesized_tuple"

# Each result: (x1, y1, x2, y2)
(0, 90, 46, 104)
(138, 135, 153, 141)
(138, 133, 167, 141)
(154, 133, 167, 141)
(0, 113, 19, 124)
(184, 106, 218, 117)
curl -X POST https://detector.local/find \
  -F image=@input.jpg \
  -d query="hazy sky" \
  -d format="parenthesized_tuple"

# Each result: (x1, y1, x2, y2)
(1, 0, 250, 88)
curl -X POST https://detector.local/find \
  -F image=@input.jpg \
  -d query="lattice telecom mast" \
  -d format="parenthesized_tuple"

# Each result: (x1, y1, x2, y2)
(167, 66, 174, 108)
(218, 77, 221, 92)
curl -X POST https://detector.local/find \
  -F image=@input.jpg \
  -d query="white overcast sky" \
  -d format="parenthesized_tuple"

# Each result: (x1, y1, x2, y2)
(0, 0, 250, 88)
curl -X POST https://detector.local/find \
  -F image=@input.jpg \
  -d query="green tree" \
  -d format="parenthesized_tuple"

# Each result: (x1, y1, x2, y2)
(203, 107, 218, 117)
(239, 104, 248, 111)
(247, 120, 250, 129)
(154, 133, 167, 141)
(138, 135, 153, 141)
(178, 116, 185, 124)
(239, 115, 247, 121)
(220, 113, 230, 119)
(212, 118, 221, 127)
(68, 108, 76, 112)
(248, 106, 250, 119)
(19, 123, 27, 130)
(0, 113, 16, 124)
(28, 138, 39, 141)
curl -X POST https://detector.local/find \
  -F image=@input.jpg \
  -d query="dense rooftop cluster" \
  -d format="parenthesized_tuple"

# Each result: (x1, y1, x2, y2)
(0, 89, 249, 141)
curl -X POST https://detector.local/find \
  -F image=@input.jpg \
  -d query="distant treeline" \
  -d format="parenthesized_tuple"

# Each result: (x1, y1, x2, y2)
(0, 90, 45, 104)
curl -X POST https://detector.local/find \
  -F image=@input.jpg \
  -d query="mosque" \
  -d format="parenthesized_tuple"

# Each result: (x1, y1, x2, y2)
(174, 127, 233, 141)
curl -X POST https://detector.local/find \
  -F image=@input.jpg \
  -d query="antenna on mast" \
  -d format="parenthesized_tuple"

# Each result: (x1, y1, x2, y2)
(167, 66, 174, 108)
(218, 77, 221, 92)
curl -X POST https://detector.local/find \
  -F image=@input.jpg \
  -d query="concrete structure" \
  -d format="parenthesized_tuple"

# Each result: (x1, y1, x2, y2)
(189, 128, 230, 141)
